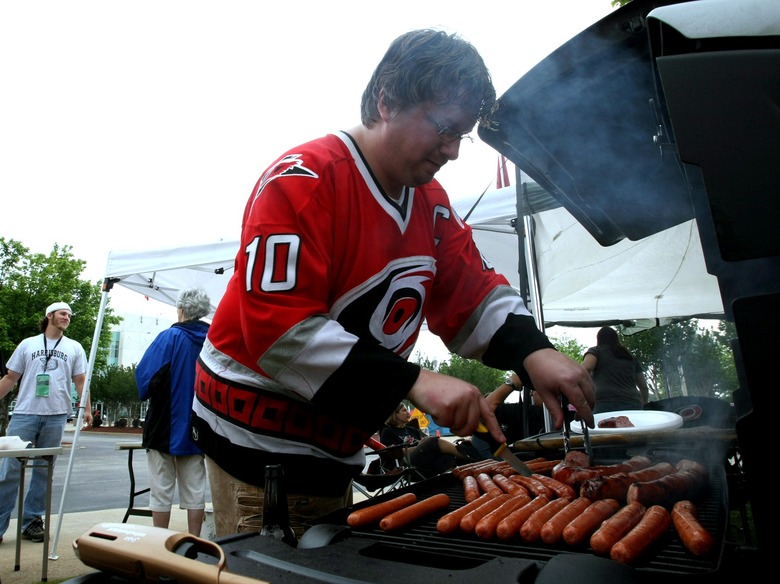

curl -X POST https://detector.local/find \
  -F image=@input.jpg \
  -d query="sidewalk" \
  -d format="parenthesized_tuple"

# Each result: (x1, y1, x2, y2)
(1, 507, 194, 584)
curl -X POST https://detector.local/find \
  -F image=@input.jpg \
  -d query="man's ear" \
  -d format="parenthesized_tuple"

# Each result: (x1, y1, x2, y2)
(377, 89, 395, 122)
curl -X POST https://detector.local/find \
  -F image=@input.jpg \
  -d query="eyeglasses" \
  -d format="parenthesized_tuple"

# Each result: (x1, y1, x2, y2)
(426, 114, 473, 144)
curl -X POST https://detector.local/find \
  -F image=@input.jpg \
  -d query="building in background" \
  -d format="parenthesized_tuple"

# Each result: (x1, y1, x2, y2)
(108, 314, 174, 367)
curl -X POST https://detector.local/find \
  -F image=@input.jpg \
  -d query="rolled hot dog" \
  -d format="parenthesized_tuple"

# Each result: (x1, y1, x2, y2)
(436, 493, 494, 535)
(379, 493, 450, 532)
(475, 495, 530, 540)
(460, 493, 512, 534)
(519, 497, 572, 543)
(496, 495, 550, 541)
(462, 475, 481, 503)
(590, 501, 646, 555)
(671, 500, 714, 557)
(562, 498, 622, 546)
(610, 505, 672, 564)
(540, 496, 592, 545)
(347, 492, 417, 528)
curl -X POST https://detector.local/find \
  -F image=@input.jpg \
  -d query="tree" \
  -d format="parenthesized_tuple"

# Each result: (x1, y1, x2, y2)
(0, 238, 122, 434)
(89, 364, 142, 423)
(620, 319, 737, 403)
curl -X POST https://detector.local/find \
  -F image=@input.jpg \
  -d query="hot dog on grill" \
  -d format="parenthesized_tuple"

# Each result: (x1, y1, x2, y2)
(626, 459, 708, 508)
(579, 462, 677, 502)
(476, 472, 503, 497)
(532, 473, 577, 500)
(519, 497, 572, 543)
(610, 505, 672, 564)
(562, 498, 622, 546)
(509, 474, 553, 498)
(347, 492, 417, 528)
(540, 496, 592, 545)
(590, 501, 646, 555)
(475, 495, 530, 540)
(462, 474, 481, 502)
(379, 493, 450, 532)
(553, 455, 653, 488)
(459, 493, 512, 534)
(671, 500, 714, 557)
(496, 494, 550, 541)
(436, 493, 494, 535)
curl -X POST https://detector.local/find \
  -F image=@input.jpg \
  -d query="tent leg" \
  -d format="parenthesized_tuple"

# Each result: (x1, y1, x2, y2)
(49, 287, 110, 560)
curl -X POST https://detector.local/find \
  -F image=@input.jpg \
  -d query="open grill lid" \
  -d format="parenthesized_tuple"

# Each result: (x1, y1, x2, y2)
(478, 0, 696, 247)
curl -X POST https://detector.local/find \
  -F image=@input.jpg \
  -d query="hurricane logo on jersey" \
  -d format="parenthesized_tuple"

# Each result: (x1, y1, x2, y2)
(250, 154, 319, 212)
(333, 258, 435, 357)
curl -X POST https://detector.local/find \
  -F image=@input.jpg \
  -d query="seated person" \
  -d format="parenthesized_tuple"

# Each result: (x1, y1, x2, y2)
(471, 373, 546, 460)
(379, 403, 478, 478)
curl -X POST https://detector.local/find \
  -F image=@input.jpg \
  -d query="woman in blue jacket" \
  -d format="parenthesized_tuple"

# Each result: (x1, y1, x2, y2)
(136, 288, 211, 536)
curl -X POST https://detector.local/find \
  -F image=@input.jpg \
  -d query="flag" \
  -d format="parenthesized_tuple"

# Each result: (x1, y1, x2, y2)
(496, 155, 510, 189)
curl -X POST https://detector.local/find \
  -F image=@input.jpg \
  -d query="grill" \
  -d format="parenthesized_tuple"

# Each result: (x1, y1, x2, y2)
(208, 455, 729, 584)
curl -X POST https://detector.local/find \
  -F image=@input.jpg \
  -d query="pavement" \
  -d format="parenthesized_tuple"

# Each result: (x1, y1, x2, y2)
(0, 423, 374, 584)
(0, 507, 197, 584)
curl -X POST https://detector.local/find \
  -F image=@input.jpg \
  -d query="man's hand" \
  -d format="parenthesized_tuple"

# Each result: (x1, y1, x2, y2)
(407, 369, 505, 444)
(523, 348, 595, 429)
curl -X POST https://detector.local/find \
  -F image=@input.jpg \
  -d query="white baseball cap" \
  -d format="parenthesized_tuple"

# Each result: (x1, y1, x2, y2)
(46, 301, 72, 316)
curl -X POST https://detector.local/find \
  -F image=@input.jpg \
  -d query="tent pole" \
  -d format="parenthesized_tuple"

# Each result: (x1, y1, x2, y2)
(49, 279, 114, 560)
(517, 174, 554, 433)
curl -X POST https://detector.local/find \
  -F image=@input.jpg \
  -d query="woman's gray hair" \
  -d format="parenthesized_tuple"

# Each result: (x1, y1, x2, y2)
(176, 287, 211, 320)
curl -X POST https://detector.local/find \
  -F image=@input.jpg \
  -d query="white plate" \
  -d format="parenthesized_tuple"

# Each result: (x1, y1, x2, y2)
(569, 410, 683, 435)
(0, 436, 32, 450)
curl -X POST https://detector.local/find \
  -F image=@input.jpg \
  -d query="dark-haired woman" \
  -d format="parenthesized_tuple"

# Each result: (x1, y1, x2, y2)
(582, 327, 649, 415)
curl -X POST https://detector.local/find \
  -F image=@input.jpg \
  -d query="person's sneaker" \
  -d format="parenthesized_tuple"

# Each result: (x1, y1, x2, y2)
(22, 518, 45, 543)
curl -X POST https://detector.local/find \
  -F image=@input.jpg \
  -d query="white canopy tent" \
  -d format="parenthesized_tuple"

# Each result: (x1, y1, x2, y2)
(458, 184, 724, 331)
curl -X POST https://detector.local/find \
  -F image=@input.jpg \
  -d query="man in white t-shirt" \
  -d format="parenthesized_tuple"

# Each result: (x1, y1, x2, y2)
(0, 301, 91, 544)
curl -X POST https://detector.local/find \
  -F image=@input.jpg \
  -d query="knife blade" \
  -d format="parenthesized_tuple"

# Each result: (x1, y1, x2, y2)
(475, 422, 533, 476)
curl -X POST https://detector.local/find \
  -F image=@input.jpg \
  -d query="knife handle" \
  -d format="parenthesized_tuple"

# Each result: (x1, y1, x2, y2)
(475, 422, 507, 458)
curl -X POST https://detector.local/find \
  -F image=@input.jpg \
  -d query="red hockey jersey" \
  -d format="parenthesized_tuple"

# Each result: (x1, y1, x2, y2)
(192, 131, 542, 494)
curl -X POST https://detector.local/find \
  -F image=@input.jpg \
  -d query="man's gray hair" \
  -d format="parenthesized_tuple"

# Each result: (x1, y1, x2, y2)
(176, 287, 211, 320)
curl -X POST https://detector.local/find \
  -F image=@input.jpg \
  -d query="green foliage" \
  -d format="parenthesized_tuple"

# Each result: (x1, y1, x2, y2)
(0, 237, 122, 433)
(89, 364, 142, 421)
(411, 320, 736, 407)
(438, 354, 506, 395)
(620, 319, 737, 402)
(547, 333, 586, 362)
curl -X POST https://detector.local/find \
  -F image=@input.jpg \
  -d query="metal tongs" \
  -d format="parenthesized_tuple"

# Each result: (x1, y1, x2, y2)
(561, 395, 594, 464)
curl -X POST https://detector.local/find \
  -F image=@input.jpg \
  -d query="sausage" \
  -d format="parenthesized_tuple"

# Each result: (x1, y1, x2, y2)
(476, 472, 503, 497)
(347, 492, 418, 528)
(510, 475, 553, 498)
(562, 498, 622, 546)
(492, 473, 528, 496)
(553, 456, 653, 488)
(626, 460, 708, 508)
(611, 505, 672, 564)
(379, 493, 450, 532)
(452, 460, 499, 480)
(436, 493, 495, 535)
(590, 501, 646, 555)
(462, 475, 481, 503)
(496, 495, 550, 541)
(579, 462, 676, 502)
(540, 496, 592, 545)
(532, 473, 577, 500)
(460, 493, 513, 534)
(671, 500, 714, 557)
(519, 497, 572, 543)
(475, 495, 530, 540)
(525, 459, 562, 475)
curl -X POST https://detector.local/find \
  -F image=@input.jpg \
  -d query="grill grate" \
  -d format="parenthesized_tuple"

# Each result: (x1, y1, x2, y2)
(332, 461, 727, 575)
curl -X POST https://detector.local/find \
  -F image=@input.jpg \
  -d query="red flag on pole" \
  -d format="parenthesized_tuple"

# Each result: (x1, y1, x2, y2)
(496, 155, 510, 189)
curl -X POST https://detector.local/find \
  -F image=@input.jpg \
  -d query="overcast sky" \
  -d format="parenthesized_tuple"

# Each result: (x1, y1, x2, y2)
(1, 0, 616, 358)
